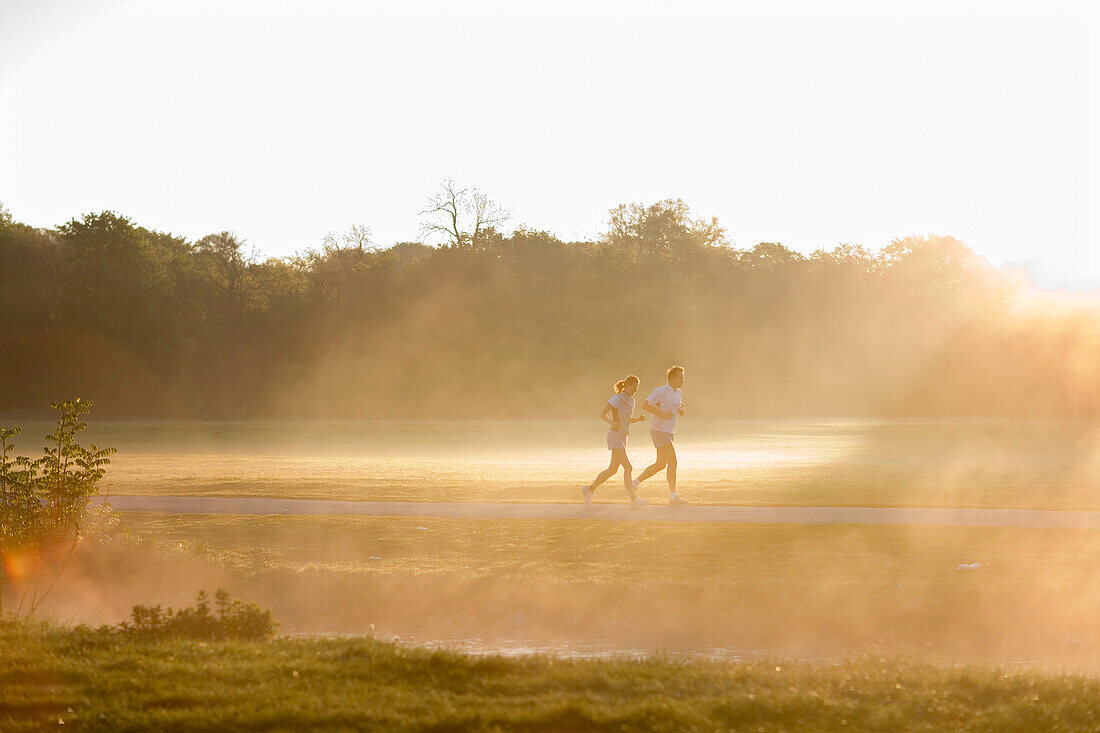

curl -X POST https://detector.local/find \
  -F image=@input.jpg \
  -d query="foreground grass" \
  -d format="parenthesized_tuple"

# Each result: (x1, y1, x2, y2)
(2, 621, 1098, 732)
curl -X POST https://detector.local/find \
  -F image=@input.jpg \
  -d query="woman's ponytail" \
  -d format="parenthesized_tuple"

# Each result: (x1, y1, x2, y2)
(614, 375, 640, 393)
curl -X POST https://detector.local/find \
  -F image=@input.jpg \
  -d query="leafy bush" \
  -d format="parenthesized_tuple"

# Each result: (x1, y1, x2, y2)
(115, 590, 278, 641)
(0, 399, 115, 614)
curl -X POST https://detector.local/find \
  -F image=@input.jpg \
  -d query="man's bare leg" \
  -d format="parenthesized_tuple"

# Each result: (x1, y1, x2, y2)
(665, 444, 677, 494)
(635, 445, 671, 485)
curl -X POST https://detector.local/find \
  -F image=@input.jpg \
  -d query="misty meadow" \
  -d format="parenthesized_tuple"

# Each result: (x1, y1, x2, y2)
(4, 189, 1100, 730)
(3, 0, 1099, 727)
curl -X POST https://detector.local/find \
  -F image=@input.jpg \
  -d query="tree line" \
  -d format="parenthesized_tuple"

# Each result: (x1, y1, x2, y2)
(2, 192, 1096, 419)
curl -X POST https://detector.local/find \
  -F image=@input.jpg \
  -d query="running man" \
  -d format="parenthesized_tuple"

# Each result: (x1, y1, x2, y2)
(633, 365, 689, 506)
(582, 375, 649, 508)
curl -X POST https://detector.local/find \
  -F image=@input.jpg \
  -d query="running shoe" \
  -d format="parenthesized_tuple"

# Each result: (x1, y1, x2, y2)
(581, 486, 593, 506)
(630, 496, 648, 509)
(669, 495, 689, 508)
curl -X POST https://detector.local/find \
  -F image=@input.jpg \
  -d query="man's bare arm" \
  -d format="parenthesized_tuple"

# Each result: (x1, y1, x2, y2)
(643, 401, 674, 419)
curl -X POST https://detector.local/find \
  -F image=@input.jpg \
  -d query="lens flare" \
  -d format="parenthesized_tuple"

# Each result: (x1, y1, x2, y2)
(2, 550, 32, 592)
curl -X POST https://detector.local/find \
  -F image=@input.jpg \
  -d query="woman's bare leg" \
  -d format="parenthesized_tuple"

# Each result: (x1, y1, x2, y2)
(589, 454, 622, 492)
(619, 453, 635, 499)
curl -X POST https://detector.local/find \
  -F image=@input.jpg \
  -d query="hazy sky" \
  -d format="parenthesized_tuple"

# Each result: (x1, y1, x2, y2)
(1, 0, 1097, 288)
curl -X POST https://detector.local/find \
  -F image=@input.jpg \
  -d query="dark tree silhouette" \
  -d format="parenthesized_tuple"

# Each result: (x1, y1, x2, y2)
(0, 197, 1090, 419)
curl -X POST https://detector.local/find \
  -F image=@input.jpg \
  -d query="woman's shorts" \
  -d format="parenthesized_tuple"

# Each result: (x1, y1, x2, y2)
(650, 430, 674, 448)
(607, 430, 628, 450)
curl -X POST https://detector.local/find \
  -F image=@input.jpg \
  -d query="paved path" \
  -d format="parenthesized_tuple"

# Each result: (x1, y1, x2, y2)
(93, 496, 1100, 529)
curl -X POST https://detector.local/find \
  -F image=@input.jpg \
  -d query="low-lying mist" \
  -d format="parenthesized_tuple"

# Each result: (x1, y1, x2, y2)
(10, 514, 1098, 672)
(8, 418, 1099, 512)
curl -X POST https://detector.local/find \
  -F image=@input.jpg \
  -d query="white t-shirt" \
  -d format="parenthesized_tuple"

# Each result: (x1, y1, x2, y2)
(608, 393, 635, 435)
(645, 384, 682, 433)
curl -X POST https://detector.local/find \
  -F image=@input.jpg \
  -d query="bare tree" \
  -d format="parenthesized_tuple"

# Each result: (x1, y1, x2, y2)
(469, 188, 509, 247)
(322, 223, 373, 254)
(420, 180, 464, 246)
(420, 179, 509, 247)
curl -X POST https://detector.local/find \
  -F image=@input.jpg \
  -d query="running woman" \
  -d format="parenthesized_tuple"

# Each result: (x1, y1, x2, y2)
(634, 366, 689, 506)
(582, 375, 649, 508)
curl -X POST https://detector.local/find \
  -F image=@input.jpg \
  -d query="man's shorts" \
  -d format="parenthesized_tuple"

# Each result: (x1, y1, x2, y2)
(650, 430, 674, 448)
(607, 430, 628, 450)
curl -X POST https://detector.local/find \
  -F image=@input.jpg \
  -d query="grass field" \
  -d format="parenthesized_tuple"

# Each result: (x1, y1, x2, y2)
(8, 418, 1100, 509)
(5, 417, 1099, 726)
(118, 513, 1099, 590)
(13, 513, 1098, 669)
(2, 620, 1098, 732)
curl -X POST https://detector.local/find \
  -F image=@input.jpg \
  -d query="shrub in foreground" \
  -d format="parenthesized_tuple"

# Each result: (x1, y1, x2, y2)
(113, 589, 277, 640)
(0, 399, 115, 615)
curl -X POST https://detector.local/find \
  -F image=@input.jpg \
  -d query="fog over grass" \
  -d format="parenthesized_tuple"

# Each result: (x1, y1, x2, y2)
(8, 420, 1100, 510)
(11, 514, 1097, 672)
(4, 418, 1099, 670)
